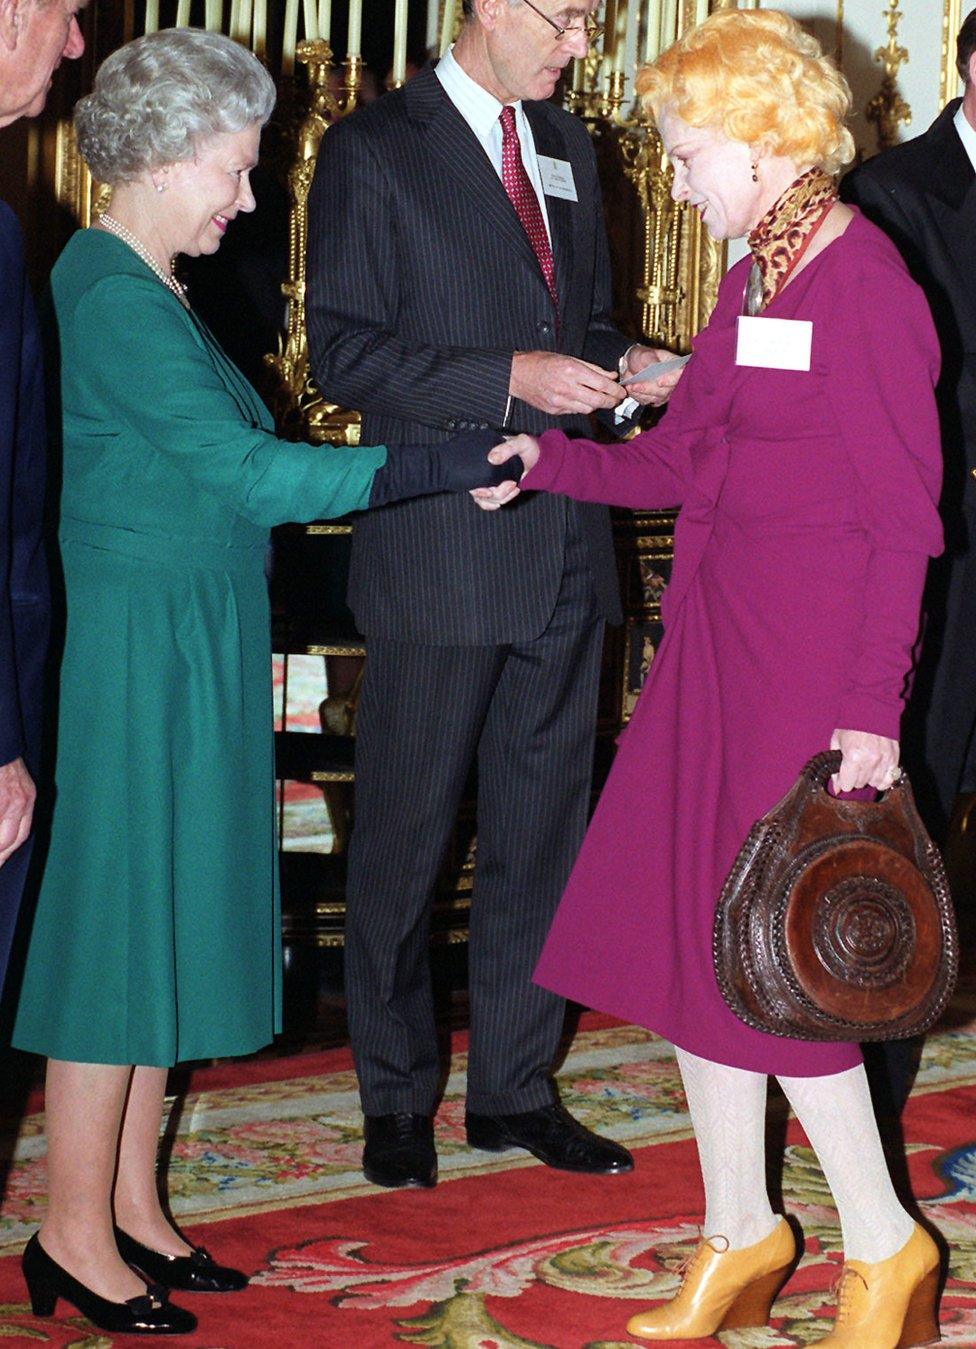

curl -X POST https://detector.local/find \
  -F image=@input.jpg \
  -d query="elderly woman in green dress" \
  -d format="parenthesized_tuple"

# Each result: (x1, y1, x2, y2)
(11, 28, 507, 1338)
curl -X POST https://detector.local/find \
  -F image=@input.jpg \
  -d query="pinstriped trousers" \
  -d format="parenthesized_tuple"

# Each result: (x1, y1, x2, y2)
(345, 521, 605, 1115)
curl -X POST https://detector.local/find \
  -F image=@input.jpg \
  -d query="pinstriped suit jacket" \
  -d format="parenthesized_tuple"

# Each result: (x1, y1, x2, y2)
(306, 65, 628, 645)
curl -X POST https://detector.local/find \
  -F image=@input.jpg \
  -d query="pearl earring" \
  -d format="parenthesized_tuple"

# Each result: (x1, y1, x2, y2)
(155, 182, 167, 194)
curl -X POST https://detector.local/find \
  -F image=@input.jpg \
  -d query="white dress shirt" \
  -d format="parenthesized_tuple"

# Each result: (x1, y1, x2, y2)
(436, 46, 552, 243)
(954, 102, 976, 173)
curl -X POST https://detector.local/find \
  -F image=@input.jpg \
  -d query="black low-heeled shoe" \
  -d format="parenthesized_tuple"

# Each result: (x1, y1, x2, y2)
(21, 1233, 197, 1335)
(115, 1227, 249, 1293)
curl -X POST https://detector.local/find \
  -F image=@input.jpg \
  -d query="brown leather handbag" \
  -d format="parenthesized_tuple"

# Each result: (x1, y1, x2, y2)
(713, 750, 958, 1042)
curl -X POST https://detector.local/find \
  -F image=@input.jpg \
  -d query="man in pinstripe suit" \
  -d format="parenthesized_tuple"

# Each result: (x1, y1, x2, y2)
(307, 0, 675, 1188)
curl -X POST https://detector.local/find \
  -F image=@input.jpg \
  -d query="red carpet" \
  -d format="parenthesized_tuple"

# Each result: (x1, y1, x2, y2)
(3, 1013, 976, 1346)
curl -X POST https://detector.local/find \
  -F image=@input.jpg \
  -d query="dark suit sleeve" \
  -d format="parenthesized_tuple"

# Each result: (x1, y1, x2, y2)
(840, 167, 925, 274)
(0, 212, 26, 766)
(306, 118, 512, 432)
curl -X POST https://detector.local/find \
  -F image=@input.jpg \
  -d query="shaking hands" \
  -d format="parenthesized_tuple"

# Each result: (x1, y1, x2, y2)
(470, 434, 539, 511)
(476, 345, 689, 510)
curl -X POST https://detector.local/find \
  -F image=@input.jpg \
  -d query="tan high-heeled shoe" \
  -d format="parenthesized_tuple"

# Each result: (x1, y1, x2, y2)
(626, 1216, 796, 1341)
(810, 1223, 940, 1348)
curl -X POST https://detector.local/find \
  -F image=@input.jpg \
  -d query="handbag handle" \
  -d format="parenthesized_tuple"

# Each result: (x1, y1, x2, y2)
(802, 748, 905, 795)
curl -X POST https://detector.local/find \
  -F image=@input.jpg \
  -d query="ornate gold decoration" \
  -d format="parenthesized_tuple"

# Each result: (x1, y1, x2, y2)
(680, 0, 705, 27)
(685, 205, 724, 339)
(611, 511, 675, 723)
(619, 119, 685, 348)
(263, 41, 364, 446)
(51, 120, 110, 227)
(567, 0, 723, 354)
(942, 0, 965, 107)
(614, 107, 722, 349)
(53, 122, 87, 223)
(564, 60, 627, 121)
(866, 0, 912, 153)
(563, 49, 601, 119)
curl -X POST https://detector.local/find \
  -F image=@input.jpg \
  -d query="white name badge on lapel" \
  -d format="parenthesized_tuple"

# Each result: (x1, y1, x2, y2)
(538, 156, 578, 201)
(735, 315, 813, 371)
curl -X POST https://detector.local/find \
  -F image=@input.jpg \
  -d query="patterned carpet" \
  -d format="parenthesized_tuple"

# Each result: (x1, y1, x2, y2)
(3, 1004, 976, 1347)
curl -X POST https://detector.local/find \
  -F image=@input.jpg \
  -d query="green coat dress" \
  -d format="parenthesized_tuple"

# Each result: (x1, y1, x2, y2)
(12, 230, 387, 1066)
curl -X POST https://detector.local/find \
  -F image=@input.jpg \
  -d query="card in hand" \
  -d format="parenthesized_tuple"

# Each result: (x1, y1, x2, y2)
(622, 353, 691, 385)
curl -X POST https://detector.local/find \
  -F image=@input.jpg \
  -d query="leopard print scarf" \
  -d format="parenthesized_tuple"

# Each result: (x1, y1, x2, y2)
(745, 167, 837, 316)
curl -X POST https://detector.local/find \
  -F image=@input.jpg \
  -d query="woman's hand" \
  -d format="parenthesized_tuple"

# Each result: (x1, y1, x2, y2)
(829, 728, 901, 793)
(622, 345, 687, 408)
(470, 434, 539, 511)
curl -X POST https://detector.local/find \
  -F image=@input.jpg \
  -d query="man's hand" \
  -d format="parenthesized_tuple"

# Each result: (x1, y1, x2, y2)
(829, 729, 901, 793)
(471, 434, 538, 511)
(510, 352, 622, 416)
(621, 345, 687, 408)
(0, 757, 35, 868)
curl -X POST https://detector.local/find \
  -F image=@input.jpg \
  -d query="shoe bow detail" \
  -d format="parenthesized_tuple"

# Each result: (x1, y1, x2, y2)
(127, 1284, 169, 1313)
(114, 1228, 249, 1293)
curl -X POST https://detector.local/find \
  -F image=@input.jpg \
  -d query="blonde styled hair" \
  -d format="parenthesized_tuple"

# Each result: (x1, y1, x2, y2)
(636, 9, 854, 177)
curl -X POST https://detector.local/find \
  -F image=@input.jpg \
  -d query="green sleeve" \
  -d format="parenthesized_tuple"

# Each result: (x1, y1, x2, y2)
(70, 274, 386, 525)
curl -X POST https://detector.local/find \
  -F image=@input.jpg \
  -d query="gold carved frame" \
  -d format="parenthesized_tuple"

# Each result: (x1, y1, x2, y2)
(943, 0, 965, 108)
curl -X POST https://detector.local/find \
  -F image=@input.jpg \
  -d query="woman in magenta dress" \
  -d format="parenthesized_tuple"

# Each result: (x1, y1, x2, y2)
(474, 11, 944, 1348)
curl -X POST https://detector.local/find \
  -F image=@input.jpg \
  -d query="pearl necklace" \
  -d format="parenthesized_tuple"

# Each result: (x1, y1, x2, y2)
(98, 214, 190, 309)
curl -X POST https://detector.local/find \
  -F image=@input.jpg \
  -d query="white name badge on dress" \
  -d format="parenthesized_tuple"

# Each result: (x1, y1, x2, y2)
(538, 156, 578, 201)
(735, 315, 813, 371)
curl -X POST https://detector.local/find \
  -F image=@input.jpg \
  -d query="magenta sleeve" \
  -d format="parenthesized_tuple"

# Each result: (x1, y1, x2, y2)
(827, 248, 944, 738)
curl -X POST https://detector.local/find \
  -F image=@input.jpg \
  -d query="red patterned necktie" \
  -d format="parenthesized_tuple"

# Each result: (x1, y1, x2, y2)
(499, 105, 558, 315)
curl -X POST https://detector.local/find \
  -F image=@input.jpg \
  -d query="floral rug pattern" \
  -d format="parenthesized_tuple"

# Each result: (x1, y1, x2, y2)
(3, 1013, 976, 1346)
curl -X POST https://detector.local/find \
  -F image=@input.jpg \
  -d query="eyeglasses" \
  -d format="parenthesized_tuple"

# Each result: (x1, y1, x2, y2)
(521, 0, 604, 44)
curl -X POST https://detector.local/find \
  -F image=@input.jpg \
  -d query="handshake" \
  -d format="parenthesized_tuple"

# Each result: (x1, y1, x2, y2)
(472, 344, 689, 511)
(471, 433, 540, 511)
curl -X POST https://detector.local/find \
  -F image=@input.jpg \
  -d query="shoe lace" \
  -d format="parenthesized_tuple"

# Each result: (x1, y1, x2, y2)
(674, 1232, 730, 1285)
(390, 1112, 421, 1139)
(831, 1265, 868, 1325)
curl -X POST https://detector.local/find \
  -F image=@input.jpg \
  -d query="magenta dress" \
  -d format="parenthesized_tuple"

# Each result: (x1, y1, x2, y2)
(530, 211, 944, 1075)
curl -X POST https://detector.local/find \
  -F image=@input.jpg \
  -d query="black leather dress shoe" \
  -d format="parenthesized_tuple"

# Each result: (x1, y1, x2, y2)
(114, 1227, 248, 1293)
(362, 1113, 437, 1188)
(22, 1233, 197, 1335)
(466, 1103, 633, 1174)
